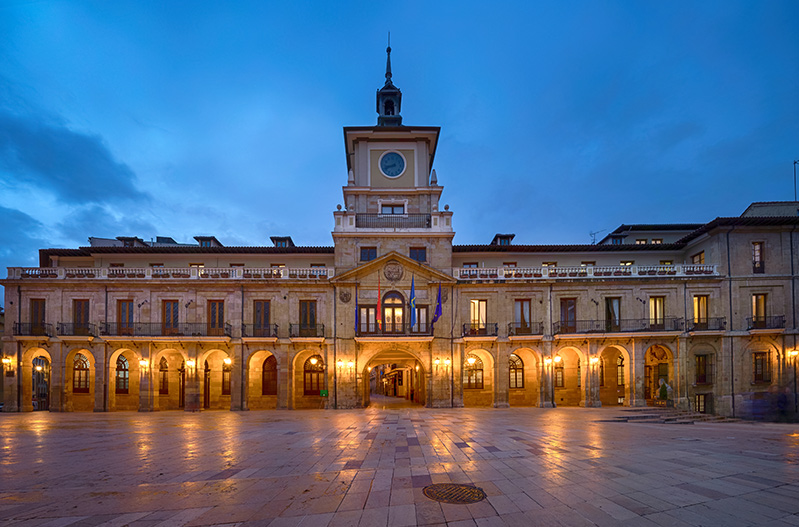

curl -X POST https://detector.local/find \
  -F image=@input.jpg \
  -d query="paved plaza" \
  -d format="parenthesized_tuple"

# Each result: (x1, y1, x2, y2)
(1, 397, 799, 527)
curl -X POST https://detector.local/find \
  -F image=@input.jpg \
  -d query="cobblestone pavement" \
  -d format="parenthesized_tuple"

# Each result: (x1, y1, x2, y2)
(2, 397, 799, 526)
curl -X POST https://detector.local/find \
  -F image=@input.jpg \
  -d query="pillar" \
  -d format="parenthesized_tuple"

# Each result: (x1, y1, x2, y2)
(184, 344, 201, 412)
(539, 340, 554, 408)
(584, 341, 601, 407)
(494, 343, 510, 408)
(629, 338, 647, 407)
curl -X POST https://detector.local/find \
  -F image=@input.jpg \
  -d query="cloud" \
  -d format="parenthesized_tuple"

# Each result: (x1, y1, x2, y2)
(0, 108, 150, 205)
(55, 204, 158, 245)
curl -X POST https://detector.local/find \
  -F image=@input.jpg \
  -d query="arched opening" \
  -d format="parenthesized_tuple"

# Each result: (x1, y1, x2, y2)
(384, 99, 395, 116)
(383, 291, 404, 334)
(290, 351, 327, 409)
(66, 349, 96, 411)
(198, 349, 233, 410)
(552, 347, 584, 407)
(32, 356, 50, 411)
(463, 349, 494, 407)
(247, 350, 279, 410)
(363, 349, 426, 408)
(599, 346, 629, 406)
(645, 345, 674, 404)
(108, 349, 140, 411)
(508, 348, 541, 407)
(152, 349, 188, 410)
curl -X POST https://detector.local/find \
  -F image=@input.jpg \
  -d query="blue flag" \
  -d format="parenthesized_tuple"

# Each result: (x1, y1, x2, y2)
(409, 276, 417, 328)
(432, 283, 442, 328)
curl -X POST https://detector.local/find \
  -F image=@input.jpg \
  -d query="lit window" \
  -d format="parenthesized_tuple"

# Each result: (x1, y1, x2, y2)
(620, 260, 634, 266)
(649, 296, 665, 328)
(115, 356, 129, 394)
(542, 262, 557, 267)
(691, 251, 705, 265)
(581, 261, 596, 267)
(617, 356, 625, 386)
(73, 353, 90, 393)
(464, 354, 484, 389)
(652, 239, 663, 244)
(303, 355, 324, 395)
(636, 239, 647, 245)
(660, 260, 673, 265)
(509, 354, 523, 389)
(753, 352, 770, 383)
(222, 360, 231, 395)
(752, 242, 764, 273)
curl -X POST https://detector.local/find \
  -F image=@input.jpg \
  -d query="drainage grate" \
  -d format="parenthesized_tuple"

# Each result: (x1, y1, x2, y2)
(422, 483, 487, 504)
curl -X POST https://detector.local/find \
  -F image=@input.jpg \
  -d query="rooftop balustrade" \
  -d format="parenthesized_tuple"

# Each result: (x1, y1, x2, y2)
(455, 264, 718, 281)
(8, 267, 333, 280)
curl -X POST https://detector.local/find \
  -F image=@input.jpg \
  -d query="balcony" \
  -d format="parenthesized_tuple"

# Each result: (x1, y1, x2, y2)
(241, 324, 279, 338)
(8, 266, 334, 280)
(686, 317, 726, 332)
(455, 264, 719, 281)
(355, 213, 431, 229)
(289, 324, 325, 338)
(507, 322, 545, 336)
(14, 323, 53, 337)
(57, 323, 98, 337)
(355, 322, 433, 337)
(100, 322, 232, 337)
(746, 315, 785, 330)
(552, 317, 684, 334)
(462, 323, 499, 337)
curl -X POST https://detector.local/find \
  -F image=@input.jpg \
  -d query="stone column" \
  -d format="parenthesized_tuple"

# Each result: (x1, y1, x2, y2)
(93, 342, 107, 412)
(676, 336, 690, 410)
(451, 343, 463, 408)
(494, 343, 510, 408)
(630, 338, 647, 407)
(584, 341, 601, 407)
(539, 339, 554, 408)
(184, 344, 201, 412)
(715, 336, 733, 416)
(231, 342, 245, 411)
(139, 343, 154, 411)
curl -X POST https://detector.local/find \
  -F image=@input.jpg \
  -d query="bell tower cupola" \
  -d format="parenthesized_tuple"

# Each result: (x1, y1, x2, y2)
(376, 42, 402, 126)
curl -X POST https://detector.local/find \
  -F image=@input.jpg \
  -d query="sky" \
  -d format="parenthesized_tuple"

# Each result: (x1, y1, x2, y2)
(1, 1, 798, 305)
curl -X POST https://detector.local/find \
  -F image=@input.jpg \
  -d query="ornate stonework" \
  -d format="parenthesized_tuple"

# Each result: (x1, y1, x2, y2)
(442, 287, 449, 304)
(383, 261, 404, 282)
(339, 289, 351, 303)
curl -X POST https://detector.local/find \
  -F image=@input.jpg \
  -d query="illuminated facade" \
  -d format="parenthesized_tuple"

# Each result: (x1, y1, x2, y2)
(3, 49, 798, 418)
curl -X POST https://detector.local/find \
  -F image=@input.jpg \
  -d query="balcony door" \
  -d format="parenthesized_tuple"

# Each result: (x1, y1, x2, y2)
(30, 299, 46, 336)
(383, 292, 404, 333)
(514, 299, 531, 334)
(605, 298, 620, 332)
(163, 300, 179, 336)
(118, 300, 134, 336)
(73, 300, 90, 336)
(560, 298, 576, 333)
(470, 299, 487, 335)
(299, 300, 316, 337)
(208, 300, 224, 336)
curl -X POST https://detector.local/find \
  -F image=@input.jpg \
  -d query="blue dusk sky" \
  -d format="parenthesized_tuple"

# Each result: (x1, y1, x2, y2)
(1, 1, 798, 304)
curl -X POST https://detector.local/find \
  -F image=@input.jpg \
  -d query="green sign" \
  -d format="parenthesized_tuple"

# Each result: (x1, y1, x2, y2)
(320, 390, 329, 397)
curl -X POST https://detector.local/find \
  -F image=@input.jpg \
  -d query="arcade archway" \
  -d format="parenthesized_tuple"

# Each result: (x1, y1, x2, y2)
(361, 349, 426, 408)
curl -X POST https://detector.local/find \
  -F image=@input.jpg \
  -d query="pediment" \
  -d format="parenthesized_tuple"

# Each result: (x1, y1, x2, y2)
(331, 251, 456, 285)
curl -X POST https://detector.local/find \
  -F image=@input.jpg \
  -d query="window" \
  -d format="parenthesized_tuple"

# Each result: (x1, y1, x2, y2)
(230, 263, 245, 268)
(150, 263, 164, 267)
(411, 306, 428, 333)
(300, 300, 317, 336)
(469, 299, 487, 334)
(693, 295, 708, 329)
(652, 239, 663, 244)
(73, 353, 90, 393)
(254, 300, 271, 337)
(275, 240, 287, 247)
(463, 262, 478, 268)
(159, 357, 169, 395)
(611, 238, 623, 245)
(200, 240, 212, 247)
(542, 261, 557, 267)
(503, 262, 517, 268)
(303, 355, 324, 395)
(752, 242, 764, 273)
(498, 238, 510, 246)
(560, 298, 576, 333)
(620, 260, 634, 266)
(115, 356, 129, 394)
(73, 299, 90, 335)
(118, 300, 133, 335)
(360, 247, 377, 261)
(753, 352, 771, 383)
(617, 356, 625, 386)
(635, 239, 647, 245)
(381, 204, 405, 215)
(605, 297, 620, 332)
(555, 361, 564, 387)
(163, 300, 179, 335)
(581, 261, 596, 267)
(649, 296, 665, 329)
(262, 355, 277, 395)
(359, 305, 377, 333)
(189, 263, 204, 269)
(464, 354, 484, 389)
(691, 251, 705, 265)
(208, 300, 225, 336)
(695, 393, 709, 414)
(577, 359, 581, 388)
(222, 360, 231, 395)
(110, 263, 124, 267)
(660, 260, 673, 265)
(514, 299, 531, 334)
(509, 354, 523, 389)
(30, 299, 46, 335)
(383, 292, 404, 333)
(409, 247, 427, 262)
(752, 294, 767, 328)
(695, 354, 713, 385)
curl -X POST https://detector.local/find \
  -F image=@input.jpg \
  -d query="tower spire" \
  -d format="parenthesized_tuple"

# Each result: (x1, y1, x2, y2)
(385, 32, 393, 86)
(376, 35, 402, 126)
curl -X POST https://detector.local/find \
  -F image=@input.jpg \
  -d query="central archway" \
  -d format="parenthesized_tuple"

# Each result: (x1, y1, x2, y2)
(361, 348, 427, 408)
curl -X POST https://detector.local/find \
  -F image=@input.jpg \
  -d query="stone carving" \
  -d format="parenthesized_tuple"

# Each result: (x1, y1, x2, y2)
(339, 289, 351, 303)
(383, 261, 404, 282)
(442, 287, 449, 304)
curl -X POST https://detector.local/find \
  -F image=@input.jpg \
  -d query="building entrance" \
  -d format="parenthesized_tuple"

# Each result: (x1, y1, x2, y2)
(362, 350, 426, 408)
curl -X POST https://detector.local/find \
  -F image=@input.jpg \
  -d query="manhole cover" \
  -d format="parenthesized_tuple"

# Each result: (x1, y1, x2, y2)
(422, 483, 487, 504)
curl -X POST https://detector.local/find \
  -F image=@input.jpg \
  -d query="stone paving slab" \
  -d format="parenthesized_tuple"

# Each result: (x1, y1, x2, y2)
(1, 399, 799, 526)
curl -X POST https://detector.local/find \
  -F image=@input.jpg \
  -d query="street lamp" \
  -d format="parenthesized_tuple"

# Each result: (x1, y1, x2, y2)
(789, 349, 799, 414)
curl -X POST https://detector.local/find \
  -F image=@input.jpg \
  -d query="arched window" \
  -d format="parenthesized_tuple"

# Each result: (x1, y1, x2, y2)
(599, 359, 605, 387)
(73, 353, 90, 393)
(509, 354, 523, 389)
(464, 354, 484, 389)
(384, 99, 395, 116)
(115, 356, 129, 394)
(262, 355, 277, 395)
(577, 359, 581, 388)
(159, 357, 169, 395)
(222, 359, 232, 396)
(304, 355, 325, 395)
(617, 356, 625, 386)
(554, 360, 564, 388)
(383, 291, 404, 333)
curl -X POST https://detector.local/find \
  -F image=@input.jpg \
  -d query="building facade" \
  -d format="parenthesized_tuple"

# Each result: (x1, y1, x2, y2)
(3, 50, 798, 418)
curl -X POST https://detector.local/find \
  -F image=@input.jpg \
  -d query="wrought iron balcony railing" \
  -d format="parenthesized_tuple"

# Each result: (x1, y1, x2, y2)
(289, 324, 325, 338)
(355, 213, 431, 229)
(553, 317, 684, 334)
(462, 323, 499, 337)
(14, 323, 53, 337)
(746, 315, 785, 330)
(686, 317, 726, 332)
(241, 324, 279, 338)
(507, 322, 545, 336)
(356, 322, 433, 337)
(57, 323, 98, 337)
(101, 322, 232, 337)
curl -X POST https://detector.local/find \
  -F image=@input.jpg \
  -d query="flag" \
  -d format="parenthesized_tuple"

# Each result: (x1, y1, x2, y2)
(376, 276, 382, 331)
(431, 283, 442, 329)
(354, 284, 359, 332)
(409, 275, 417, 329)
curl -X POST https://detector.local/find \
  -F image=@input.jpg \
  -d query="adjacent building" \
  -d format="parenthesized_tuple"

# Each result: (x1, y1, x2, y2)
(3, 49, 797, 418)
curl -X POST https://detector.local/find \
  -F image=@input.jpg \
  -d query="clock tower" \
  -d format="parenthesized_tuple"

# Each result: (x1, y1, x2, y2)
(332, 47, 454, 270)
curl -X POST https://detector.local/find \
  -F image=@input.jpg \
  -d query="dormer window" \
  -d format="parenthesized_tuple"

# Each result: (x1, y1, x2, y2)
(490, 234, 515, 246)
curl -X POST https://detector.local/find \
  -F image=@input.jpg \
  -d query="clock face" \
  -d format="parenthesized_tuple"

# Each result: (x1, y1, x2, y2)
(379, 151, 406, 177)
